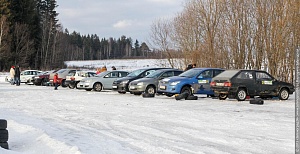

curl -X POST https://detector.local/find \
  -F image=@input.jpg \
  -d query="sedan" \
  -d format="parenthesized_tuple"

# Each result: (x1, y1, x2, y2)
(210, 69, 295, 101)
(77, 71, 129, 91)
(129, 69, 183, 95)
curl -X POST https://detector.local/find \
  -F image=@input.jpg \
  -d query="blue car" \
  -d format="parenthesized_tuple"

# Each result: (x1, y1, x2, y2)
(157, 68, 224, 97)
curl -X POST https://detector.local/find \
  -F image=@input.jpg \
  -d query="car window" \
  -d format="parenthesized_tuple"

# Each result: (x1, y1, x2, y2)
(68, 72, 76, 76)
(119, 72, 128, 77)
(179, 69, 202, 78)
(110, 72, 118, 78)
(141, 70, 157, 77)
(214, 70, 223, 77)
(174, 71, 182, 76)
(256, 72, 273, 80)
(198, 70, 213, 78)
(236, 71, 253, 79)
(162, 71, 173, 78)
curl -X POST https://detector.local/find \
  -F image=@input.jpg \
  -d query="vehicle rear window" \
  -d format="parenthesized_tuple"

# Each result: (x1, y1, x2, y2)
(216, 70, 239, 78)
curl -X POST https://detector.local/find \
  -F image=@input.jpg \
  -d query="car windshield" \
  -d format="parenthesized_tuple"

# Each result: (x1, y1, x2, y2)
(179, 69, 202, 78)
(145, 70, 163, 78)
(127, 69, 146, 77)
(216, 70, 240, 78)
(57, 69, 67, 73)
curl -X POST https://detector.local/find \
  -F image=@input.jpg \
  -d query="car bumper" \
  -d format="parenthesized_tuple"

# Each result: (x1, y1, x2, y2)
(77, 82, 93, 89)
(128, 85, 146, 93)
(112, 83, 128, 92)
(212, 86, 238, 97)
(157, 84, 180, 94)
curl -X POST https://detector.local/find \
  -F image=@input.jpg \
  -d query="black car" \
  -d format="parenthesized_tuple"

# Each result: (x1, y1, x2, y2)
(210, 69, 295, 101)
(112, 68, 169, 94)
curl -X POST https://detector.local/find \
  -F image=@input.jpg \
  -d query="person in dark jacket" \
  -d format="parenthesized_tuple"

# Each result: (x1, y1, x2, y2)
(14, 66, 21, 86)
(111, 66, 116, 70)
(185, 64, 193, 71)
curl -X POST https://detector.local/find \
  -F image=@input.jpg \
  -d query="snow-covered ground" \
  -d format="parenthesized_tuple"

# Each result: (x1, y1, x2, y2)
(0, 73, 295, 154)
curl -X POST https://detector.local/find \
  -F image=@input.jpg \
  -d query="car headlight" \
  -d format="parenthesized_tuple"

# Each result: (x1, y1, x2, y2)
(170, 81, 180, 86)
(122, 80, 129, 84)
(137, 82, 143, 86)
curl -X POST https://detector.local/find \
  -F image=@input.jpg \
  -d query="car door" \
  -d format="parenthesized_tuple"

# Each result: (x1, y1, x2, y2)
(255, 71, 277, 95)
(194, 69, 214, 94)
(102, 72, 119, 89)
(233, 71, 256, 95)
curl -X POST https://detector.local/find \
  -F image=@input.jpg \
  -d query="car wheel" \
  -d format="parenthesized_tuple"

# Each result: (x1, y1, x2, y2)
(68, 83, 75, 89)
(236, 88, 247, 101)
(180, 86, 192, 95)
(0, 129, 8, 142)
(61, 79, 66, 87)
(278, 88, 289, 100)
(93, 83, 102, 92)
(0, 119, 7, 129)
(219, 94, 228, 100)
(0, 142, 8, 149)
(166, 93, 173, 97)
(145, 86, 156, 95)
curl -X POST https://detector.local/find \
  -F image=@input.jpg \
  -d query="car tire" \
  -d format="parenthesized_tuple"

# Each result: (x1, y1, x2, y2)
(142, 93, 155, 98)
(145, 86, 156, 95)
(236, 88, 247, 101)
(175, 92, 189, 100)
(61, 79, 66, 87)
(166, 94, 173, 97)
(250, 98, 264, 105)
(185, 95, 198, 100)
(278, 88, 289, 100)
(0, 129, 8, 142)
(180, 86, 192, 95)
(219, 94, 228, 100)
(93, 83, 102, 92)
(0, 142, 8, 150)
(118, 91, 126, 94)
(0, 119, 7, 129)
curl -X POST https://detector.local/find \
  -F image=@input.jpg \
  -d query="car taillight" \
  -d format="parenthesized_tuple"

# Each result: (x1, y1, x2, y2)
(224, 82, 231, 87)
(210, 81, 216, 86)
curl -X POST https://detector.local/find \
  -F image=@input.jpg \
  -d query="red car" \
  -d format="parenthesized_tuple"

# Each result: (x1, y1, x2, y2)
(49, 69, 78, 87)
(31, 70, 56, 86)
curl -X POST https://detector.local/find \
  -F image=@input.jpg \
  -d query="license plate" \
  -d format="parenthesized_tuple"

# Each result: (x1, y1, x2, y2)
(159, 85, 166, 90)
(112, 85, 117, 89)
(216, 83, 224, 86)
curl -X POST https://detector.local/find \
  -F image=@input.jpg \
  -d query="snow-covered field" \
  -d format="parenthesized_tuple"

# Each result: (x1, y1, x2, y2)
(0, 59, 296, 153)
(0, 73, 295, 154)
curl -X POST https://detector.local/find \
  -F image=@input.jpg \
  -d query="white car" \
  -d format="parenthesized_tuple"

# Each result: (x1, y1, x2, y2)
(65, 70, 97, 89)
(20, 70, 43, 84)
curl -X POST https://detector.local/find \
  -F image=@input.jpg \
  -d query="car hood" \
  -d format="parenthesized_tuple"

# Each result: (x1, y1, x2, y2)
(131, 77, 156, 83)
(115, 76, 135, 82)
(161, 76, 190, 82)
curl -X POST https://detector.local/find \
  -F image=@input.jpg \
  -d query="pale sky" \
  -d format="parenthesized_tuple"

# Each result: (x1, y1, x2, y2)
(55, 0, 184, 43)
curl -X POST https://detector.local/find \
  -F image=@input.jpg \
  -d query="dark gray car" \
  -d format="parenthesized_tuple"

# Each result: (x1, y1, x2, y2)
(129, 69, 183, 95)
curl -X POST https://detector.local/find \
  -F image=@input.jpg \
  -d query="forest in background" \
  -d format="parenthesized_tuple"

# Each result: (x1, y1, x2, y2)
(0, 0, 299, 83)
(0, 0, 157, 71)
(149, 0, 299, 83)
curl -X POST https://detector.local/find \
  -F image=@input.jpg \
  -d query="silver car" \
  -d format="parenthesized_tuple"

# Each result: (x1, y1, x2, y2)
(129, 69, 183, 95)
(77, 70, 129, 91)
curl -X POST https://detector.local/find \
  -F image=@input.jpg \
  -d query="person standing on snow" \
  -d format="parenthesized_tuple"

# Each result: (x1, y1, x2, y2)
(53, 73, 58, 90)
(14, 65, 21, 86)
(111, 66, 116, 70)
(9, 66, 15, 85)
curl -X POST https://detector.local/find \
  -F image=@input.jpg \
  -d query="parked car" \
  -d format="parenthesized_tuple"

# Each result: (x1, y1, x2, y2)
(77, 70, 129, 91)
(65, 70, 97, 89)
(31, 70, 56, 86)
(49, 69, 78, 87)
(129, 69, 183, 95)
(20, 70, 43, 84)
(157, 68, 224, 97)
(210, 69, 295, 101)
(112, 68, 168, 94)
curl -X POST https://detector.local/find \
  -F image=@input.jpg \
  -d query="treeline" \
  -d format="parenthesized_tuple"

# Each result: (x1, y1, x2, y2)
(0, 0, 156, 71)
(150, 0, 300, 83)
